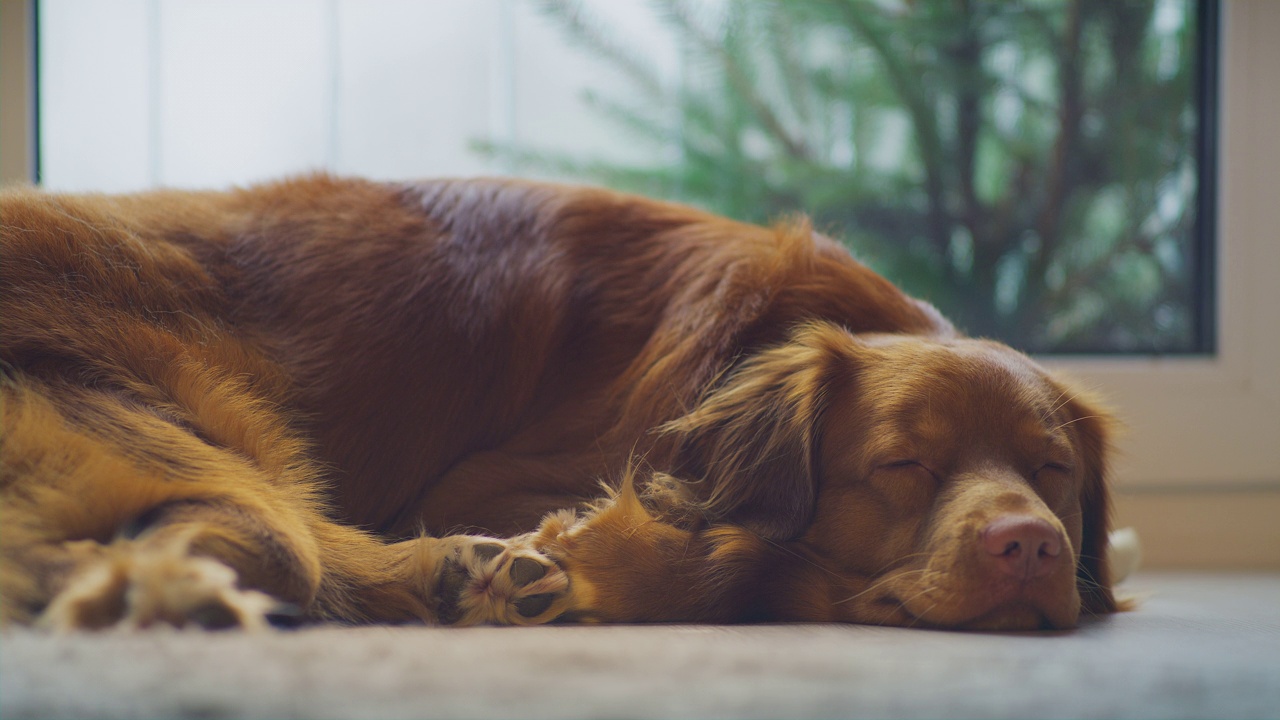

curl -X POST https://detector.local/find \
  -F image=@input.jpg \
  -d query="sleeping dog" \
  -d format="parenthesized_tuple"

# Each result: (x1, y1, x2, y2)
(0, 175, 1120, 630)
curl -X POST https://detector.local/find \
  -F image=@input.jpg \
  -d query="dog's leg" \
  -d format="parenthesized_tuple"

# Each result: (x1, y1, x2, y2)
(11, 502, 575, 630)
(340, 532, 574, 626)
(0, 381, 333, 630)
(4, 496, 322, 632)
(40, 506, 581, 629)
(32, 516, 292, 631)
(1, 381, 575, 629)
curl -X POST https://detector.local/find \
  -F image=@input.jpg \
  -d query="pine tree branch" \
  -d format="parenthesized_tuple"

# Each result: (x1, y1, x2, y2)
(1035, 0, 1083, 260)
(657, 0, 811, 161)
(836, 1, 950, 254)
(953, 0, 985, 245)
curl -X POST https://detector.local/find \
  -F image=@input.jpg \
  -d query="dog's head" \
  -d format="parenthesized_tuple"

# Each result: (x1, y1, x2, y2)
(664, 321, 1118, 630)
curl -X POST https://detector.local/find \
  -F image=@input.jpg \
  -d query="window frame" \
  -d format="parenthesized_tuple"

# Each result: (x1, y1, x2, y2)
(0, 0, 36, 185)
(1042, 0, 1280, 491)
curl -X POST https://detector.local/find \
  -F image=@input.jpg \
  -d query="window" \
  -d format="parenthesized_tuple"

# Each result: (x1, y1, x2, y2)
(19, 1, 1280, 518)
(492, 1, 1219, 357)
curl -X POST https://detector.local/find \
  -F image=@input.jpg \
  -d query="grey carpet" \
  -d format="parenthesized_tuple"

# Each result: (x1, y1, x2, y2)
(2, 572, 1277, 719)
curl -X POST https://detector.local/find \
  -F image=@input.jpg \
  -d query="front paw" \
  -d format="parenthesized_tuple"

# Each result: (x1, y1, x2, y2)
(429, 535, 571, 626)
(38, 541, 280, 632)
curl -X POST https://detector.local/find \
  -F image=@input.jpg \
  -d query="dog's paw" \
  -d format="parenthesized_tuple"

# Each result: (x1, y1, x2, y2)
(37, 541, 280, 632)
(427, 535, 572, 626)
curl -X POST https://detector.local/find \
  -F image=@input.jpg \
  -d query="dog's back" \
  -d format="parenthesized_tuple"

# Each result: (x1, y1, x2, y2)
(3, 175, 944, 535)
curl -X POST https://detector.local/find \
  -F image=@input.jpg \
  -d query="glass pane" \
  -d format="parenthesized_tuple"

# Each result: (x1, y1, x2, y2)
(487, 0, 1215, 354)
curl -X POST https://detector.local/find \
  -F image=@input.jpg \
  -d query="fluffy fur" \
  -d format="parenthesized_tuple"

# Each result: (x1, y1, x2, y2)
(0, 175, 1119, 631)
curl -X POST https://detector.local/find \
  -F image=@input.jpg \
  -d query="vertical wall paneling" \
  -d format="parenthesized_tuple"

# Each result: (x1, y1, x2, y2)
(39, 0, 679, 189)
(39, 0, 152, 192)
(156, 0, 329, 188)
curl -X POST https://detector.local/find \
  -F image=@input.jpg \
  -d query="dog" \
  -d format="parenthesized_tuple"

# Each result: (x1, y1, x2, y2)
(0, 175, 1120, 631)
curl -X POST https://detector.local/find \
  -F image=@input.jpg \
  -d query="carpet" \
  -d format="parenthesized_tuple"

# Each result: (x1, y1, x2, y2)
(2, 572, 1277, 719)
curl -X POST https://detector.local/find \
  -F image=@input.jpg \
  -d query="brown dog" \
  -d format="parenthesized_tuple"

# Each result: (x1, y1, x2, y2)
(0, 175, 1119, 631)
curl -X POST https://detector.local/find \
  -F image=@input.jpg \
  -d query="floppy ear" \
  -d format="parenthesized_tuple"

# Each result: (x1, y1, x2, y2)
(1064, 392, 1120, 614)
(661, 324, 845, 540)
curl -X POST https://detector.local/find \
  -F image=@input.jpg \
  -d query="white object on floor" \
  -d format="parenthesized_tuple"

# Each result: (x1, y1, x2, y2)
(1108, 526, 1142, 583)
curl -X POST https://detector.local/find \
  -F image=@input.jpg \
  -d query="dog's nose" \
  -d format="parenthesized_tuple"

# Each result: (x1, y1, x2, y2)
(981, 515, 1063, 580)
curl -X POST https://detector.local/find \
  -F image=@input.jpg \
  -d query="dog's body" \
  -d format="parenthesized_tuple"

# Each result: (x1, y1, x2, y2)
(0, 175, 1118, 631)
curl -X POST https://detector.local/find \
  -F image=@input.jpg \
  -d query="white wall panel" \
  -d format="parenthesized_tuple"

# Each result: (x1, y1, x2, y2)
(335, 0, 500, 180)
(39, 0, 151, 192)
(156, 0, 330, 189)
(38, 0, 677, 190)
(510, 0, 680, 170)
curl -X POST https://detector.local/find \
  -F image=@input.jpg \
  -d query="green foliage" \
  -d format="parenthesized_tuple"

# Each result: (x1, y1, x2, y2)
(480, 0, 1204, 353)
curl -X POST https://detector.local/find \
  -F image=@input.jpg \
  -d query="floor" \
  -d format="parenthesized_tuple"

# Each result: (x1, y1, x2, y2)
(2, 572, 1278, 719)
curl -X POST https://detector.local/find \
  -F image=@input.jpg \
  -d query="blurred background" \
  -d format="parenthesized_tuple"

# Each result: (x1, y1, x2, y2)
(32, 0, 1212, 355)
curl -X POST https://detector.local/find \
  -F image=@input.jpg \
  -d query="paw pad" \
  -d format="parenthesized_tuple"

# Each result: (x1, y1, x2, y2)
(510, 557, 547, 586)
(433, 536, 571, 626)
(472, 543, 505, 562)
(514, 593, 556, 618)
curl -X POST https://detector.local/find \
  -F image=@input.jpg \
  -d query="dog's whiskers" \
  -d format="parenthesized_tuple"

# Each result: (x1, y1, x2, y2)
(758, 537, 846, 583)
(1044, 386, 1086, 423)
(833, 567, 928, 606)
(892, 582, 945, 628)
(1051, 415, 1103, 433)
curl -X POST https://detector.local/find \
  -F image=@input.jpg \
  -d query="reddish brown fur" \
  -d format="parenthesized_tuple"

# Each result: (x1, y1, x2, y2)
(0, 175, 1117, 630)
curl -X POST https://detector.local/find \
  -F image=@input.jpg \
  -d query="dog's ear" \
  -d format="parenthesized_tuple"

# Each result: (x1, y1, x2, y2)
(1063, 391, 1121, 615)
(661, 323, 846, 540)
